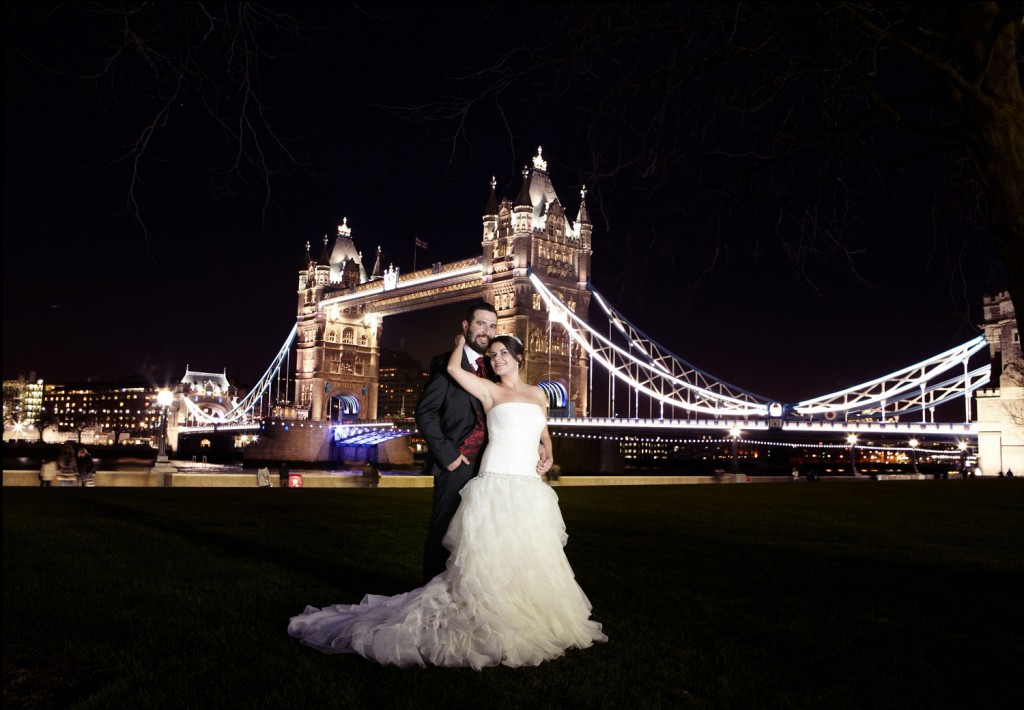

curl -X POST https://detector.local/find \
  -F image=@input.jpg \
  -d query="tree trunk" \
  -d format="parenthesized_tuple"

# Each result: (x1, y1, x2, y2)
(961, 3, 1024, 338)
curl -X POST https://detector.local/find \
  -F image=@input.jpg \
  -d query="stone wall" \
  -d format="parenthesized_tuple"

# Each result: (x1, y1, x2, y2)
(976, 385, 1024, 475)
(242, 420, 335, 465)
(241, 420, 414, 466)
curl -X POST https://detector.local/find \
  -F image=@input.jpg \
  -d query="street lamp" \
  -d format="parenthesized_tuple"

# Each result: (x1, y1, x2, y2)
(846, 433, 858, 475)
(156, 389, 174, 463)
(909, 438, 919, 473)
(729, 426, 742, 472)
(957, 440, 968, 475)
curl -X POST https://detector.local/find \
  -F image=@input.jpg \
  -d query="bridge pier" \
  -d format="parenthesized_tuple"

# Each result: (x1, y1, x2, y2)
(240, 419, 413, 468)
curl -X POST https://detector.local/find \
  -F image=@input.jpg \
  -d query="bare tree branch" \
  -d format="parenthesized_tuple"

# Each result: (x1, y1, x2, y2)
(403, 2, 1023, 335)
(8, 1, 319, 253)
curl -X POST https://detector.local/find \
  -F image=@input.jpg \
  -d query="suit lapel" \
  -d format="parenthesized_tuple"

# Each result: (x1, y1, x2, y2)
(459, 350, 485, 416)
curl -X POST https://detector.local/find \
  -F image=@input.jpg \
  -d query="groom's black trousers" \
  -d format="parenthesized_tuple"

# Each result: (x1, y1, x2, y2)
(422, 460, 476, 583)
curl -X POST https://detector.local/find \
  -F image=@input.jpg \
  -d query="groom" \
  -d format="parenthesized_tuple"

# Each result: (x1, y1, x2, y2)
(416, 300, 499, 583)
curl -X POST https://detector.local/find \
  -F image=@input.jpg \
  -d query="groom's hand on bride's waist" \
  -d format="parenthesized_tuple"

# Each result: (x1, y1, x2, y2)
(536, 446, 553, 474)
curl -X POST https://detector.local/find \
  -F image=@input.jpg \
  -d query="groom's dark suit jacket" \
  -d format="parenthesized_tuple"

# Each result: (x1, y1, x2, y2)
(415, 350, 494, 583)
(416, 350, 487, 474)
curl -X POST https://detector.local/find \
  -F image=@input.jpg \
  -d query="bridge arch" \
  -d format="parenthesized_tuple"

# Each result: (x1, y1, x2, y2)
(538, 380, 568, 410)
(326, 393, 360, 424)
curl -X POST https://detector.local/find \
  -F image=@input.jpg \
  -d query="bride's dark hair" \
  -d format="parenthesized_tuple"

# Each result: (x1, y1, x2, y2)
(489, 335, 525, 368)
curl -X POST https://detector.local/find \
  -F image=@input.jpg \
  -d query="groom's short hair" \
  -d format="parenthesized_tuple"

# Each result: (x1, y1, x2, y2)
(464, 300, 497, 322)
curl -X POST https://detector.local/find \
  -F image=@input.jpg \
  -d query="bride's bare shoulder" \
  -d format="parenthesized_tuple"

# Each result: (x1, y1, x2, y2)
(531, 385, 548, 408)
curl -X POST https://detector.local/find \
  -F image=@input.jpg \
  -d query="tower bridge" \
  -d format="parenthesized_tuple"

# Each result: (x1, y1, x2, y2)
(175, 147, 996, 470)
(291, 148, 593, 425)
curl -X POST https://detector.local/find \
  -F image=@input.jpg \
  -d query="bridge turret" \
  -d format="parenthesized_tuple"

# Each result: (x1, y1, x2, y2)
(483, 176, 498, 232)
(513, 165, 533, 235)
(370, 246, 384, 281)
(298, 240, 311, 291)
(297, 239, 323, 305)
(318, 233, 332, 265)
(314, 235, 331, 286)
(482, 176, 499, 275)
(575, 185, 593, 286)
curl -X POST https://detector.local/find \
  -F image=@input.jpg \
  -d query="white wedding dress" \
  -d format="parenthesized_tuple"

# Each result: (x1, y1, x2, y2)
(287, 402, 607, 669)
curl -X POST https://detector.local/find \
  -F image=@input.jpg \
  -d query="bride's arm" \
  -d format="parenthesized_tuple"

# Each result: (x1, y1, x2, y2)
(447, 334, 495, 409)
(533, 386, 553, 474)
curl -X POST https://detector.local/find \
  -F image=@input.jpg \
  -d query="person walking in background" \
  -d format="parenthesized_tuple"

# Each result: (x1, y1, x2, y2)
(38, 459, 57, 487)
(278, 461, 290, 488)
(257, 466, 273, 488)
(55, 444, 78, 487)
(76, 447, 96, 487)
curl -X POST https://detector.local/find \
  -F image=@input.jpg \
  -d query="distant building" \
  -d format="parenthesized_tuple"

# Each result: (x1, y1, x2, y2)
(376, 349, 427, 420)
(2, 373, 44, 440)
(43, 376, 166, 445)
(3, 367, 251, 447)
(178, 368, 239, 426)
(975, 291, 1023, 474)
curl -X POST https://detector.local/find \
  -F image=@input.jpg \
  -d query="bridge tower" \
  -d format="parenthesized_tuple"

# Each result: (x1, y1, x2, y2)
(294, 219, 384, 422)
(482, 148, 593, 416)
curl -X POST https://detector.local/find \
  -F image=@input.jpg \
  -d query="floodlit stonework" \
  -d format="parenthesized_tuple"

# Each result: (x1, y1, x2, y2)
(975, 291, 1023, 475)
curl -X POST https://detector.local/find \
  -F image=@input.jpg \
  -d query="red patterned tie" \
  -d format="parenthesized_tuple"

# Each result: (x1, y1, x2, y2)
(459, 356, 489, 460)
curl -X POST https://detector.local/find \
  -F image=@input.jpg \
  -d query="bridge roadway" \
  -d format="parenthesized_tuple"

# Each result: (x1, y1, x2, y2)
(178, 416, 977, 440)
(550, 417, 976, 437)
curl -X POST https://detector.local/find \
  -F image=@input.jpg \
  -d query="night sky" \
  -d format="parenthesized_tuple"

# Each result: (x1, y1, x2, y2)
(2, 3, 1002, 407)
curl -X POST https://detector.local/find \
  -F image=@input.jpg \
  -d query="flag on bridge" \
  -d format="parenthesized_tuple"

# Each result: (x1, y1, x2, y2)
(415, 237, 429, 249)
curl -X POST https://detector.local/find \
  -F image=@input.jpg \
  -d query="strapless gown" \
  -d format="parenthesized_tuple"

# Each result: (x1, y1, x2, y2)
(287, 402, 607, 669)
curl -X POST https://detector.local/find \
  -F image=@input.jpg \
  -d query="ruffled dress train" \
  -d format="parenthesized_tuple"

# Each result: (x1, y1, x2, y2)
(287, 402, 607, 668)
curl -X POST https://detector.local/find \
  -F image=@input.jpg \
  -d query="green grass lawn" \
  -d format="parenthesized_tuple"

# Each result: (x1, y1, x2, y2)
(4, 481, 1022, 709)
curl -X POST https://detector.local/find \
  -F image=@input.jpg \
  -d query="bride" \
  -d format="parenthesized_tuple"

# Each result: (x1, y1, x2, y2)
(287, 332, 607, 669)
